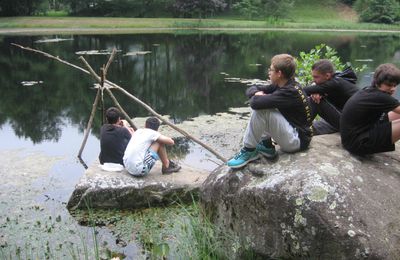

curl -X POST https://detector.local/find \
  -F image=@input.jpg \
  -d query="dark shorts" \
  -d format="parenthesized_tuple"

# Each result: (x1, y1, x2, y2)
(348, 118, 394, 155)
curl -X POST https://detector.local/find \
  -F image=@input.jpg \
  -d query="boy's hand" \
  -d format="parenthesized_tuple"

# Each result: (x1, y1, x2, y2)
(311, 94, 322, 104)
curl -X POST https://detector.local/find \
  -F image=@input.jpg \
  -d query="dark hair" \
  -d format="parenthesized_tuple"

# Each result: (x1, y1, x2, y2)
(105, 107, 121, 124)
(145, 117, 160, 131)
(271, 54, 296, 80)
(372, 63, 400, 88)
(312, 59, 335, 74)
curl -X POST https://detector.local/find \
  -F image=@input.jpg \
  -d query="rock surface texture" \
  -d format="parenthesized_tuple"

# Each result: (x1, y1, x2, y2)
(67, 162, 208, 210)
(200, 134, 400, 259)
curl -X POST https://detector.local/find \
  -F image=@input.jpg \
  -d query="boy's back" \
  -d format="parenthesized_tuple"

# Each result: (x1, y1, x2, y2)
(123, 128, 161, 176)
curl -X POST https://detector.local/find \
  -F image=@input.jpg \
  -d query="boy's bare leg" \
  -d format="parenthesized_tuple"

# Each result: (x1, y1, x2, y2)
(149, 142, 170, 168)
(389, 111, 400, 122)
(391, 119, 400, 143)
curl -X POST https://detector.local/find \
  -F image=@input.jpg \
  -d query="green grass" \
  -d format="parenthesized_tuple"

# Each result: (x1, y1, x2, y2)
(0, 1, 400, 32)
(1, 16, 399, 32)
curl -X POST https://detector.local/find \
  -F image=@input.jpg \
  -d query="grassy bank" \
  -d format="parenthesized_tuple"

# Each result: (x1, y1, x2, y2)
(1, 16, 400, 32)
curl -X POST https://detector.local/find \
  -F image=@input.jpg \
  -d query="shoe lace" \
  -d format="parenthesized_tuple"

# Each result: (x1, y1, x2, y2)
(233, 149, 245, 159)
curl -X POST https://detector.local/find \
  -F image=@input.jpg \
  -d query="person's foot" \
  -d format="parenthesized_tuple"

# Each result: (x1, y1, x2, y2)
(162, 160, 181, 174)
(227, 148, 260, 169)
(256, 142, 277, 159)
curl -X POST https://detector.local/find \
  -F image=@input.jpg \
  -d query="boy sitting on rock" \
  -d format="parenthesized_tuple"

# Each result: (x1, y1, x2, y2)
(304, 59, 359, 135)
(227, 54, 312, 169)
(123, 117, 181, 176)
(341, 63, 400, 155)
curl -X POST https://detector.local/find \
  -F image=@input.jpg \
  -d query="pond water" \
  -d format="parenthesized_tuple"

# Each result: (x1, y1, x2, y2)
(0, 31, 400, 258)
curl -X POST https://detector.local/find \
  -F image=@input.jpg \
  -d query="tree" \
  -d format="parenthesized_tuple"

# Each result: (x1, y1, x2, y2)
(0, 0, 45, 16)
(233, 0, 293, 19)
(354, 0, 400, 24)
(172, 0, 227, 18)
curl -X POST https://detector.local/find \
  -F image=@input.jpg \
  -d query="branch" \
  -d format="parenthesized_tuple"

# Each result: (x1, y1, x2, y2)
(78, 88, 101, 158)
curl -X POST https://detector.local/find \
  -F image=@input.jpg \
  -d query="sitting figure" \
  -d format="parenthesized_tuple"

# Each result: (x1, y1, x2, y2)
(304, 59, 359, 135)
(99, 107, 134, 166)
(341, 63, 400, 155)
(227, 54, 313, 169)
(123, 117, 181, 176)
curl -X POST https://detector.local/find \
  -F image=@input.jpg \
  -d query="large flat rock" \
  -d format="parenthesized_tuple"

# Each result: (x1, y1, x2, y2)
(67, 161, 208, 210)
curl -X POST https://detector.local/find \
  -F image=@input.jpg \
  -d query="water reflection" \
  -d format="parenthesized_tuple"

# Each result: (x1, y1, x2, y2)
(0, 32, 399, 145)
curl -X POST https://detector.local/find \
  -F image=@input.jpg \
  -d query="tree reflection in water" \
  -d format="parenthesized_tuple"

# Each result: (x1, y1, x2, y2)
(0, 33, 399, 145)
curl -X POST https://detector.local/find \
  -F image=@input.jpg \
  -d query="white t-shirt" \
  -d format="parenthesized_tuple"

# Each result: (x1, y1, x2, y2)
(123, 128, 161, 175)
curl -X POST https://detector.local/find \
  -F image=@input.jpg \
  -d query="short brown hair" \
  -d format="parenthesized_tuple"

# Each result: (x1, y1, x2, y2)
(271, 54, 296, 80)
(145, 117, 160, 131)
(105, 107, 121, 124)
(372, 63, 400, 88)
(312, 59, 335, 74)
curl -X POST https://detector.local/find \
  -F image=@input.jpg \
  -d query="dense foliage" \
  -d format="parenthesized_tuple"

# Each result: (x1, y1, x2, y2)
(0, 0, 293, 18)
(354, 0, 400, 24)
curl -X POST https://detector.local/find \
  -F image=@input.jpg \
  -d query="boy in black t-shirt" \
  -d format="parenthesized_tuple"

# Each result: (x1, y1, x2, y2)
(227, 54, 312, 169)
(99, 107, 134, 165)
(304, 59, 359, 135)
(340, 63, 400, 155)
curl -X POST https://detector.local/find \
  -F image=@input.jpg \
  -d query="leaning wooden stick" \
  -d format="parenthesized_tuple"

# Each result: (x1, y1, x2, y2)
(12, 43, 227, 163)
(100, 50, 137, 130)
(78, 88, 101, 159)
(78, 88, 101, 158)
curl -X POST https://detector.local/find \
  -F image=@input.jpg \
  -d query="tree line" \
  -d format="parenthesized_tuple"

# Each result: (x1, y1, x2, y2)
(0, 0, 399, 24)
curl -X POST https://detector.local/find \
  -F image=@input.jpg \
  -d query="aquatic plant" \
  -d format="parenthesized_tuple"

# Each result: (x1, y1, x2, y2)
(296, 44, 367, 86)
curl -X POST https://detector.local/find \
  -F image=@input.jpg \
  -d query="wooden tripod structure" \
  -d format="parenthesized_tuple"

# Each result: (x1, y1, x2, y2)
(11, 43, 228, 164)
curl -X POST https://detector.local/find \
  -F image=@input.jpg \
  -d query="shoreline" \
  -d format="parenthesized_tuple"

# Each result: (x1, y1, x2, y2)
(2, 27, 400, 35)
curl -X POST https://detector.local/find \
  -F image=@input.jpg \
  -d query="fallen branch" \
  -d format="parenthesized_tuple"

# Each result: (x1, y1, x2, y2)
(12, 43, 227, 163)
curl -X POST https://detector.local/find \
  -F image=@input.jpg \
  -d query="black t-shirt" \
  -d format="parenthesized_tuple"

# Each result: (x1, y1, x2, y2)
(246, 79, 312, 150)
(340, 86, 399, 149)
(304, 77, 359, 110)
(99, 124, 131, 165)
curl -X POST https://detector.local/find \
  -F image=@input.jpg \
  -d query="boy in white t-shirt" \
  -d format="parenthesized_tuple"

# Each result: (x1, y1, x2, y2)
(123, 117, 181, 177)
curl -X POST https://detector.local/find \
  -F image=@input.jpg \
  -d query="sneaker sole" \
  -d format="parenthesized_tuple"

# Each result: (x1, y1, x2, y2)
(258, 151, 277, 159)
(228, 154, 261, 169)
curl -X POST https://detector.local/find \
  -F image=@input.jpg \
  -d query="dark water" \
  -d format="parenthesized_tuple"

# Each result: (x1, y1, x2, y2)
(1, 32, 400, 153)
(0, 31, 399, 257)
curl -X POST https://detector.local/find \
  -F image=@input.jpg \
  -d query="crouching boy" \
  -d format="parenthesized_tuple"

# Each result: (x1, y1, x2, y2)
(123, 117, 181, 176)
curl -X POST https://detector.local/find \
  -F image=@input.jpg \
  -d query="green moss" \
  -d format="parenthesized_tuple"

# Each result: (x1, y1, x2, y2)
(308, 186, 329, 202)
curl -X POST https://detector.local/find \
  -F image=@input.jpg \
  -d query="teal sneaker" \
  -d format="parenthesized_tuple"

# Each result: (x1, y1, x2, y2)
(256, 142, 277, 159)
(227, 148, 260, 169)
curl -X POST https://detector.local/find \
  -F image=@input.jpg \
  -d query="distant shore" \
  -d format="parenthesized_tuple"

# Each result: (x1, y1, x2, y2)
(1, 17, 400, 35)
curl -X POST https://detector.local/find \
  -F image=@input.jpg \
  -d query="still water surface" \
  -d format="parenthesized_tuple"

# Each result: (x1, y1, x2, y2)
(0, 31, 399, 257)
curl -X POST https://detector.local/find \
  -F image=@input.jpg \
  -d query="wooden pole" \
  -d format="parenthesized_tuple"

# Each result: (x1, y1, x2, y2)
(77, 88, 101, 159)
(12, 43, 227, 163)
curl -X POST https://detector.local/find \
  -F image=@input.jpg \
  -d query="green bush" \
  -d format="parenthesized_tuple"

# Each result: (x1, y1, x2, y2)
(296, 44, 366, 86)
(354, 0, 400, 24)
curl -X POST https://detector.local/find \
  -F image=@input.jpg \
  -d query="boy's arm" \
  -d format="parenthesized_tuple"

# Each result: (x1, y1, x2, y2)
(246, 84, 277, 98)
(392, 105, 400, 114)
(156, 135, 175, 145)
(120, 119, 134, 135)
